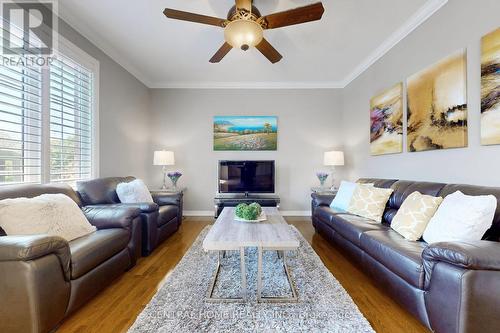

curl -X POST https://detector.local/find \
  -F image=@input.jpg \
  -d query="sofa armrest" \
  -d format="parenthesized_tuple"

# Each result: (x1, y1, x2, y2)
(311, 192, 335, 208)
(83, 205, 142, 230)
(152, 192, 182, 207)
(423, 240, 500, 332)
(422, 240, 500, 287)
(0, 235, 70, 281)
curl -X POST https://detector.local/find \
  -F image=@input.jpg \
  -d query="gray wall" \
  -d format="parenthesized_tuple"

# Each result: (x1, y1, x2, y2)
(341, 0, 500, 186)
(58, 20, 151, 180)
(149, 89, 342, 213)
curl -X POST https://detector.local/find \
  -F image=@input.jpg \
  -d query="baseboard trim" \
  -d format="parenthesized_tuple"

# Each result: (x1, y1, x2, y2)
(280, 211, 311, 216)
(184, 210, 311, 217)
(184, 211, 213, 216)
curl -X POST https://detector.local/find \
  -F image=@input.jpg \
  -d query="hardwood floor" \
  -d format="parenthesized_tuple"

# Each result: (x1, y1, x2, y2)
(57, 217, 429, 333)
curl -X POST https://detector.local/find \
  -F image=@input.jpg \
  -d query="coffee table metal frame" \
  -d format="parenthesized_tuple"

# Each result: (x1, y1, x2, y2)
(204, 207, 299, 303)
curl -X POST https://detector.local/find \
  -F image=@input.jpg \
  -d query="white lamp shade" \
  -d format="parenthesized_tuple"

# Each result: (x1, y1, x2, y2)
(324, 151, 344, 166)
(153, 151, 175, 166)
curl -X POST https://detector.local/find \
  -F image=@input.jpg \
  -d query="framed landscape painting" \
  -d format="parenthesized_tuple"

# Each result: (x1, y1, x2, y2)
(213, 116, 278, 151)
(481, 27, 500, 145)
(407, 50, 468, 152)
(370, 82, 403, 155)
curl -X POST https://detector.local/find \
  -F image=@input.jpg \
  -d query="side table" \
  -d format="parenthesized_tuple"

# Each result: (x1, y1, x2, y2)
(150, 187, 186, 195)
(311, 187, 337, 195)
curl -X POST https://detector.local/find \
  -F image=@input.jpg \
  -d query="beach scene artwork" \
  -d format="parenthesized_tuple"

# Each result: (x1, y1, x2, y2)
(481, 27, 500, 145)
(370, 83, 403, 155)
(213, 116, 277, 151)
(407, 50, 468, 152)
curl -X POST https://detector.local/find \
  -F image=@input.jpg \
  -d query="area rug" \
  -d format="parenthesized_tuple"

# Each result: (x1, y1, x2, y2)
(128, 226, 374, 333)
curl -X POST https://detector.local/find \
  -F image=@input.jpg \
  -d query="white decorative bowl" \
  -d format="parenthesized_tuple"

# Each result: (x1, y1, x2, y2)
(234, 212, 267, 223)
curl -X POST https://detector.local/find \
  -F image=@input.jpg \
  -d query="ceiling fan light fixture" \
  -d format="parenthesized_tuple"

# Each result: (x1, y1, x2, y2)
(224, 19, 263, 51)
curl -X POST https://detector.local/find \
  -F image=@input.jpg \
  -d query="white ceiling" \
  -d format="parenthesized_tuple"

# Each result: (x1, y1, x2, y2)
(58, 0, 447, 88)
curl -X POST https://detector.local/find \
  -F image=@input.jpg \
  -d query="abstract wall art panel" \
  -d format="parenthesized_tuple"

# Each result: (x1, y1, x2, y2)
(407, 50, 468, 152)
(481, 27, 500, 145)
(370, 82, 403, 155)
(213, 116, 278, 151)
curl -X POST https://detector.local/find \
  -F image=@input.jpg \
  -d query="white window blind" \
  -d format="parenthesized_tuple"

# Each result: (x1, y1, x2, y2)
(0, 18, 98, 187)
(0, 21, 43, 185)
(49, 54, 93, 184)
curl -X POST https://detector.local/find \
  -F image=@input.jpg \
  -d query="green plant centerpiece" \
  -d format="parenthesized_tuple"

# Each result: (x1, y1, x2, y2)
(235, 202, 263, 221)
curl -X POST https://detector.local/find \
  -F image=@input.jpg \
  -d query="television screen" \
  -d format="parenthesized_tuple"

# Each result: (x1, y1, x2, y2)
(218, 160, 275, 193)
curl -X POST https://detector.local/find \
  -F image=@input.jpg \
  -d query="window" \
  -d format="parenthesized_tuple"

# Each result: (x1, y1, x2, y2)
(0, 22, 99, 186)
(49, 54, 93, 183)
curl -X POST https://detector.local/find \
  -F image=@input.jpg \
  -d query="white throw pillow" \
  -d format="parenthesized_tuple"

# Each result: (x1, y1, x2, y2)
(0, 194, 96, 241)
(423, 191, 497, 244)
(116, 179, 153, 203)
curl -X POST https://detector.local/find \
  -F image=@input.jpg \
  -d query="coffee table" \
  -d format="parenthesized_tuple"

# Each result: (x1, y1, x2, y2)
(203, 207, 300, 303)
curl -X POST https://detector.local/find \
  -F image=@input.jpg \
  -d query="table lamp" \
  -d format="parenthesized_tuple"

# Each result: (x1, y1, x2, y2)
(324, 151, 344, 189)
(154, 150, 175, 189)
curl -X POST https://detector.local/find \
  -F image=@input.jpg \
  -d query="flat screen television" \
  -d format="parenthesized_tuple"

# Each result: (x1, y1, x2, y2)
(218, 160, 275, 194)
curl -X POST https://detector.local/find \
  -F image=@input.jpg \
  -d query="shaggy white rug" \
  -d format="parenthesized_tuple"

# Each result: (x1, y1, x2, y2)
(129, 226, 374, 333)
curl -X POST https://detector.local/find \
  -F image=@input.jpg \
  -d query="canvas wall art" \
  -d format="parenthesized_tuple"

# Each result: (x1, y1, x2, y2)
(407, 50, 468, 152)
(481, 27, 500, 145)
(213, 116, 277, 151)
(370, 83, 403, 155)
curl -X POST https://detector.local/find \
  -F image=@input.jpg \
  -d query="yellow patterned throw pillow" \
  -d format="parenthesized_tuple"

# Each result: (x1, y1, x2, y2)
(347, 186, 394, 223)
(391, 191, 443, 241)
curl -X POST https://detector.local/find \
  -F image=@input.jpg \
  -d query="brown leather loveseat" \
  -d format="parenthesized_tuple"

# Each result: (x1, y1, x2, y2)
(77, 176, 183, 256)
(0, 183, 142, 333)
(311, 178, 500, 333)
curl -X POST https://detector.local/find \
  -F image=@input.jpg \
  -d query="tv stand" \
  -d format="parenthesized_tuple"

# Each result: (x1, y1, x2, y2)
(214, 193, 280, 218)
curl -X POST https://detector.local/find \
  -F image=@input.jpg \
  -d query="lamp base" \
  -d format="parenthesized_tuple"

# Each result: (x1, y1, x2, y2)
(161, 167, 168, 190)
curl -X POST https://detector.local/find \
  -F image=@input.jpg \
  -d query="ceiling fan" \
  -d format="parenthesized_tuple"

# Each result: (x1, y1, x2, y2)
(163, 0, 325, 64)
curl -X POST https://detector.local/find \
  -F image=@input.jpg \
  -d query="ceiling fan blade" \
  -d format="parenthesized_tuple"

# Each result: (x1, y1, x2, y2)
(163, 8, 227, 27)
(235, 0, 252, 11)
(255, 39, 283, 64)
(258, 2, 325, 29)
(209, 42, 233, 63)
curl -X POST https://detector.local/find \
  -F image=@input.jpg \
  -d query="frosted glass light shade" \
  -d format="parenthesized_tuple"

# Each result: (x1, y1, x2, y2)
(324, 151, 344, 166)
(153, 151, 175, 166)
(224, 19, 263, 50)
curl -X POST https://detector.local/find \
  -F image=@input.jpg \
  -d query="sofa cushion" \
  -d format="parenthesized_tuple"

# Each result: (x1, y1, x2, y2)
(329, 213, 389, 246)
(69, 228, 129, 279)
(314, 206, 348, 223)
(360, 230, 427, 288)
(77, 176, 135, 205)
(158, 205, 179, 227)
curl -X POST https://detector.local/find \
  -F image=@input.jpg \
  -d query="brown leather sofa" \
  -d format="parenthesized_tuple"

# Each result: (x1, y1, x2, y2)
(0, 183, 142, 333)
(312, 178, 500, 333)
(77, 176, 183, 256)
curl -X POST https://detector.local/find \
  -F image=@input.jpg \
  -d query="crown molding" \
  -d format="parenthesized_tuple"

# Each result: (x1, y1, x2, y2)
(340, 0, 448, 88)
(58, 0, 447, 90)
(57, 3, 154, 88)
(150, 81, 344, 89)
